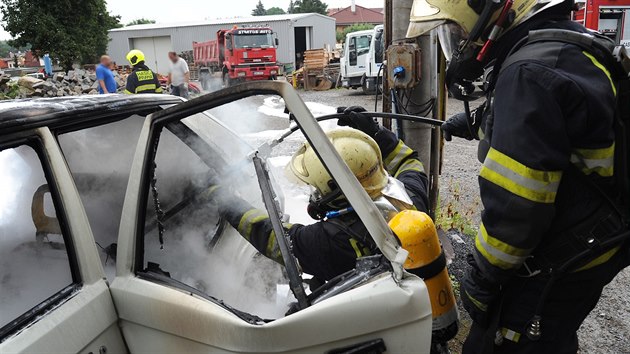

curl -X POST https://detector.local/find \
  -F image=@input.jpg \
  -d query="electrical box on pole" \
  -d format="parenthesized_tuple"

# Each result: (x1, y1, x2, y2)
(386, 43, 422, 89)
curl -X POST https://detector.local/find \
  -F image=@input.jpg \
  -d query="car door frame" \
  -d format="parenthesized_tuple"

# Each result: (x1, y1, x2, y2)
(0, 127, 127, 354)
(109, 81, 431, 353)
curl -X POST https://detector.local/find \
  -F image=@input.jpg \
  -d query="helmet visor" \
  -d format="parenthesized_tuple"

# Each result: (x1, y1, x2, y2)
(436, 23, 469, 62)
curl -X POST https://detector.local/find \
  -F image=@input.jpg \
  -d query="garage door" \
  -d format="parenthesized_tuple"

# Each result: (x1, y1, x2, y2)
(131, 36, 172, 75)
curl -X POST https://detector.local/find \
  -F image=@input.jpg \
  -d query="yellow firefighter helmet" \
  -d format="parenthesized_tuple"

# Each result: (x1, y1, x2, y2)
(289, 129, 389, 199)
(126, 49, 146, 66)
(406, 0, 567, 41)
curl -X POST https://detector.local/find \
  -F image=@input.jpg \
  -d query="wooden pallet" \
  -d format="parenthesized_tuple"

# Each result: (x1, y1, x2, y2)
(304, 49, 331, 70)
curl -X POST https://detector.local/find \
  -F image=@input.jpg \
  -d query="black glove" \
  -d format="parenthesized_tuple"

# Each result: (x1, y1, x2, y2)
(336, 106, 380, 137)
(442, 104, 485, 141)
(460, 254, 501, 328)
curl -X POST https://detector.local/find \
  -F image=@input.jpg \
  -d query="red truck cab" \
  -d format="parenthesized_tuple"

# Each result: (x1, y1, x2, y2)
(194, 27, 280, 88)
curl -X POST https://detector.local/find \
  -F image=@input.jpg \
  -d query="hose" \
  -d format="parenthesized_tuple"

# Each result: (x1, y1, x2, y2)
(270, 112, 444, 149)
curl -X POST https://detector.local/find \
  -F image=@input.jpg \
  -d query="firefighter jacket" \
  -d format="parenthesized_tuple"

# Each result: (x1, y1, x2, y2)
(124, 63, 163, 94)
(469, 17, 619, 293)
(218, 128, 429, 282)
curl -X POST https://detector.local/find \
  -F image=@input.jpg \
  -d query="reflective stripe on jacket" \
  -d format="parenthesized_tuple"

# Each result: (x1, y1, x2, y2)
(474, 20, 618, 283)
(124, 64, 163, 94)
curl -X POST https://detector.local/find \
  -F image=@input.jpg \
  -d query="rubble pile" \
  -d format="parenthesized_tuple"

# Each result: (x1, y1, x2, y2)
(0, 69, 127, 100)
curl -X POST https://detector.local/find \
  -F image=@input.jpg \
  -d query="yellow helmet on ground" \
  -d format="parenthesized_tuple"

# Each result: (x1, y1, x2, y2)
(126, 49, 145, 66)
(289, 129, 389, 200)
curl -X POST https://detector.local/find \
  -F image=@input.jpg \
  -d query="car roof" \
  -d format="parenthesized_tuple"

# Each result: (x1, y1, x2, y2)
(0, 94, 182, 136)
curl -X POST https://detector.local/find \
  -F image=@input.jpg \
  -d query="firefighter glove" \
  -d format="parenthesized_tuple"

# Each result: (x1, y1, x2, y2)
(442, 105, 484, 141)
(461, 254, 501, 328)
(337, 106, 380, 137)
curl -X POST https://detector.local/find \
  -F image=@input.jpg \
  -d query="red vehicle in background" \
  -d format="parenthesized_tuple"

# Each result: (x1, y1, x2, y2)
(573, 0, 630, 47)
(193, 27, 280, 89)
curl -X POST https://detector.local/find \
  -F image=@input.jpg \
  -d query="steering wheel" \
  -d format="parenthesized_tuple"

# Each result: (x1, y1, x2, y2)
(145, 179, 226, 249)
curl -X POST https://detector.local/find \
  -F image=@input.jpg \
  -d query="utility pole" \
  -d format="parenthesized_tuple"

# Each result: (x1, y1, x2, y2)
(390, 0, 440, 215)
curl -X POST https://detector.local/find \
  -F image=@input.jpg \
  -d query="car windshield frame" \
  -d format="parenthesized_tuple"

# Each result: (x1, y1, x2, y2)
(129, 81, 408, 319)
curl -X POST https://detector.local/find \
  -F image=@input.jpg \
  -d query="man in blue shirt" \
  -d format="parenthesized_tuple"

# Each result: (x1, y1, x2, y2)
(95, 55, 117, 94)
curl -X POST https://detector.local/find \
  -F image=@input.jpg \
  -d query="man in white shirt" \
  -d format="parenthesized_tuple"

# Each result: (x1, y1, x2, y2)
(167, 51, 190, 98)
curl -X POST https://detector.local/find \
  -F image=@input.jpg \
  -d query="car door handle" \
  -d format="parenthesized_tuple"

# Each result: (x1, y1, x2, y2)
(87, 345, 107, 354)
(327, 338, 386, 354)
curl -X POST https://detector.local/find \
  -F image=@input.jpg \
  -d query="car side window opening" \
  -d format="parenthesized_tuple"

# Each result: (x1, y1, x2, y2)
(141, 111, 293, 320)
(58, 115, 145, 281)
(0, 144, 75, 334)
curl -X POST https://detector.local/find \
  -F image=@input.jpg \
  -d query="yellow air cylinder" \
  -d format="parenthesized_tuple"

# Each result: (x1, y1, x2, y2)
(388, 209, 459, 343)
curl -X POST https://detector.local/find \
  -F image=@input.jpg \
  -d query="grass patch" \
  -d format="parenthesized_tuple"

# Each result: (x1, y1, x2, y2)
(436, 178, 479, 238)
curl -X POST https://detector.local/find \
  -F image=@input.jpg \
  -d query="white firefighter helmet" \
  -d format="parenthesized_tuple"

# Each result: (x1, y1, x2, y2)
(289, 129, 389, 200)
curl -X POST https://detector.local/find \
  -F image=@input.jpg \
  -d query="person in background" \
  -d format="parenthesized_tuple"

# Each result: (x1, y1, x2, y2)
(124, 50, 162, 94)
(96, 55, 117, 94)
(167, 51, 190, 98)
(43, 53, 53, 78)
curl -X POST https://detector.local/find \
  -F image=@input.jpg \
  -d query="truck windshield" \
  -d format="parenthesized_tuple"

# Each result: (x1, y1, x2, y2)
(234, 34, 274, 48)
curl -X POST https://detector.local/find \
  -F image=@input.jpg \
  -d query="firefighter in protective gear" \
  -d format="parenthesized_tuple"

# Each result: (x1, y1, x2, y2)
(208, 107, 429, 284)
(408, 0, 629, 352)
(124, 49, 163, 94)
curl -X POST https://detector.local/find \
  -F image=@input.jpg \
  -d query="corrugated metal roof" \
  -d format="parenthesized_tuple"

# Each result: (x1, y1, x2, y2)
(110, 13, 333, 32)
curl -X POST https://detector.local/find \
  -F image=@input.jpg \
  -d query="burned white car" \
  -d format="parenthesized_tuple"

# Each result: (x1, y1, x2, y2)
(0, 82, 437, 353)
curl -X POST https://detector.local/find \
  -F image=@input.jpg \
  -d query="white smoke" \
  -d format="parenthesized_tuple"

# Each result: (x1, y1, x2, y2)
(0, 94, 340, 324)
(0, 146, 73, 328)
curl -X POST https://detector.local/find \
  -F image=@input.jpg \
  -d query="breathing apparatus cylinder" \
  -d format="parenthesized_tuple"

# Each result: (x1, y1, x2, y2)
(388, 210, 459, 343)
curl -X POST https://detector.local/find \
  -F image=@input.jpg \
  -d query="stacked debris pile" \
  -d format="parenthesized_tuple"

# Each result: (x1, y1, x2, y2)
(291, 48, 339, 91)
(0, 69, 127, 100)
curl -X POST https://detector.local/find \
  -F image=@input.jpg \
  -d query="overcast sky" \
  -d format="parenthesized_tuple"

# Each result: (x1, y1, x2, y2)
(0, 0, 384, 40)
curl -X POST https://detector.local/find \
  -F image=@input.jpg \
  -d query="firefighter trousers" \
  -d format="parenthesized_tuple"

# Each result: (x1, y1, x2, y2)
(463, 249, 628, 354)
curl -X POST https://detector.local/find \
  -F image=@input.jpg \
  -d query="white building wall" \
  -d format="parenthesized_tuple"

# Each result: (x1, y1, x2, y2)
(107, 14, 336, 72)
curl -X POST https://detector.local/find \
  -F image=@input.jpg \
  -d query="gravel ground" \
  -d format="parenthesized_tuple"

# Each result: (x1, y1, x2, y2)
(296, 88, 630, 354)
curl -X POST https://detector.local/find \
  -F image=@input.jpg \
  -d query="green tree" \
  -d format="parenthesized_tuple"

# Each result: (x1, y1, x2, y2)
(251, 0, 266, 16)
(126, 18, 156, 26)
(288, 0, 296, 13)
(266, 6, 286, 15)
(337, 23, 375, 42)
(1, 0, 120, 70)
(293, 0, 328, 15)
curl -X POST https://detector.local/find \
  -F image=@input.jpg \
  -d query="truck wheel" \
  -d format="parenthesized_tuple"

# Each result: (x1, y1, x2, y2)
(223, 73, 231, 88)
(362, 77, 376, 94)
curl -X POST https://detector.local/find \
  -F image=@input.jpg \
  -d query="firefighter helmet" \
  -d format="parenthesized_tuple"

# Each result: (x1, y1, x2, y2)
(406, 0, 568, 41)
(289, 129, 389, 200)
(126, 49, 146, 66)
